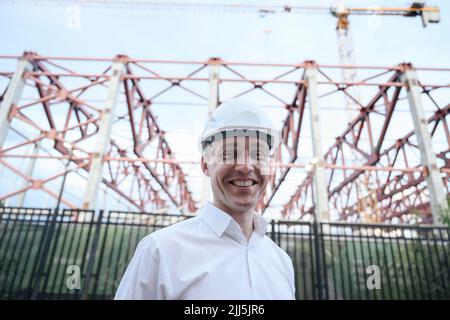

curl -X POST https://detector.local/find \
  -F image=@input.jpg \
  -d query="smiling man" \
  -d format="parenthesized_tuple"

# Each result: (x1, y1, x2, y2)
(115, 98, 295, 300)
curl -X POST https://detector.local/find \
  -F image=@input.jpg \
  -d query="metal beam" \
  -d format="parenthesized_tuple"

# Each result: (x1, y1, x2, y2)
(17, 140, 42, 206)
(260, 78, 306, 213)
(201, 58, 220, 205)
(0, 57, 32, 148)
(305, 61, 330, 222)
(401, 63, 448, 225)
(82, 60, 124, 209)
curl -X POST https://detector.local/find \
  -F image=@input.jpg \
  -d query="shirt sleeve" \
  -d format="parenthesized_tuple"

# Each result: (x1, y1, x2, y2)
(280, 250, 296, 300)
(114, 235, 170, 300)
(287, 256, 296, 300)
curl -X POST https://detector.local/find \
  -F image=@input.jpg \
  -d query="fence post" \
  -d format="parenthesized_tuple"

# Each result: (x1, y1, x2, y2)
(30, 208, 60, 299)
(312, 220, 324, 300)
(82, 210, 104, 300)
(270, 220, 275, 243)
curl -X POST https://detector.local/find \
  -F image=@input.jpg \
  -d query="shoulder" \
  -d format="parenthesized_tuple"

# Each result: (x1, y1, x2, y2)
(137, 215, 204, 250)
(261, 235, 294, 269)
(152, 215, 203, 238)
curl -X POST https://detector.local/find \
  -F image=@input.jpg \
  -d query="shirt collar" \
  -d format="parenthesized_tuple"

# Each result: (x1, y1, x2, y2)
(199, 201, 267, 239)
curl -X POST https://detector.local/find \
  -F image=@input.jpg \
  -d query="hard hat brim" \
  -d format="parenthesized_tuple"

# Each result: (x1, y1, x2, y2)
(200, 127, 280, 152)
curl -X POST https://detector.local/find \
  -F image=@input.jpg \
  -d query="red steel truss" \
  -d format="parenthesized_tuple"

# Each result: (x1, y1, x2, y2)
(0, 52, 448, 223)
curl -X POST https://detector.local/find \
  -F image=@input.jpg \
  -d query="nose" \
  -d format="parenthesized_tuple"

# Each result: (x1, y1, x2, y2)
(234, 138, 256, 173)
(234, 160, 254, 174)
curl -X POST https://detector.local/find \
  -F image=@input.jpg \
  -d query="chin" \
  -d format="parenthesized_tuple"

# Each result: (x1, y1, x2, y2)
(231, 198, 257, 210)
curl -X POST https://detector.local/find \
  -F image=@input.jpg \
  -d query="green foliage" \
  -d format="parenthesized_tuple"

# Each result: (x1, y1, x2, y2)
(438, 196, 450, 227)
(324, 237, 450, 299)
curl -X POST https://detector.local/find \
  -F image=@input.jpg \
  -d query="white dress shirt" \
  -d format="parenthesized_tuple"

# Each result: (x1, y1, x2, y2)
(114, 202, 295, 300)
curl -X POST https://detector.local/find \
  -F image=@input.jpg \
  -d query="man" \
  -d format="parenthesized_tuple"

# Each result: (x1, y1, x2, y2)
(115, 98, 295, 300)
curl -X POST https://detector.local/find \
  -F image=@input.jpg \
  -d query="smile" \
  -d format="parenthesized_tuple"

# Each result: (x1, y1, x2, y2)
(228, 179, 257, 187)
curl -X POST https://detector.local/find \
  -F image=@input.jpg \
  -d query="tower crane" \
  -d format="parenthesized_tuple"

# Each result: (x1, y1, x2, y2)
(328, 1, 440, 222)
(330, 1, 440, 122)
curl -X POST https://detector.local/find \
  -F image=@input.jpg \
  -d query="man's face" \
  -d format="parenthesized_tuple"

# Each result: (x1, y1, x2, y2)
(201, 135, 272, 214)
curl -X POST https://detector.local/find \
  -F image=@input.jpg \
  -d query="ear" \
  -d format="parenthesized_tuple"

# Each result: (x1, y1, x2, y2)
(201, 157, 209, 177)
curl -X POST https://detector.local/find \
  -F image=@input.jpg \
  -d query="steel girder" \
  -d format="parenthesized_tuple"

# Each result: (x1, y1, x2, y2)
(282, 65, 449, 223)
(0, 53, 448, 223)
(0, 52, 196, 212)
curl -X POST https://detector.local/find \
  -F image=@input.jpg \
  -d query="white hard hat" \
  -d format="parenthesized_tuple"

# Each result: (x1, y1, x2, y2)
(199, 98, 280, 152)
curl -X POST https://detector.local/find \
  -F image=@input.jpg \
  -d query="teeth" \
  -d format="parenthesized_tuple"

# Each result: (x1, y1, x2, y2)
(231, 180, 254, 187)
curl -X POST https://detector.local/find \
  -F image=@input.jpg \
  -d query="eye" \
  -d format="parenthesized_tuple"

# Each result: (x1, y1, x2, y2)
(222, 151, 234, 160)
(251, 150, 267, 160)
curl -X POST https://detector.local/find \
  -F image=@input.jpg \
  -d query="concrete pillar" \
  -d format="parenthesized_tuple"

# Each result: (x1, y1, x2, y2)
(201, 58, 220, 206)
(402, 64, 448, 225)
(82, 60, 124, 209)
(305, 62, 330, 222)
(0, 58, 32, 148)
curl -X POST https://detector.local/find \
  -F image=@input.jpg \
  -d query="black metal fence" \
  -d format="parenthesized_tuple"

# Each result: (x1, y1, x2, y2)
(0, 207, 449, 300)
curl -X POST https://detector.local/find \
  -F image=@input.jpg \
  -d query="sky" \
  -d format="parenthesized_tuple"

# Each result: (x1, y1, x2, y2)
(0, 0, 448, 218)
(0, 0, 447, 65)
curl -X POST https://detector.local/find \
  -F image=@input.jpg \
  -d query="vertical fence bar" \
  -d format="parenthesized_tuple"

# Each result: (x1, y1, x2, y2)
(394, 229, 409, 299)
(336, 226, 346, 299)
(431, 230, 448, 297)
(77, 211, 96, 299)
(16, 209, 51, 298)
(365, 228, 376, 299)
(51, 210, 74, 298)
(55, 211, 78, 297)
(417, 230, 433, 299)
(0, 210, 15, 273)
(437, 228, 449, 297)
(327, 225, 338, 299)
(312, 221, 323, 300)
(299, 225, 308, 299)
(41, 209, 67, 298)
(111, 213, 128, 295)
(292, 223, 299, 300)
(410, 229, 424, 299)
(401, 228, 417, 299)
(103, 212, 120, 297)
(0, 208, 21, 295)
(423, 229, 439, 299)
(92, 210, 111, 299)
(307, 222, 316, 299)
(29, 208, 60, 299)
(82, 210, 104, 300)
(320, 223, 329, 299)
(380, 230, 393, 299)
(387, 228, 402, 299)
(5, 209, 44, 298)
(343, 226, 355, 299)
(371, 227, 385, 300)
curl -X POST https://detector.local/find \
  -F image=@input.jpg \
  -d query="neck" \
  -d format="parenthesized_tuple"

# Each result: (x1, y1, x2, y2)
(212, 201, 254, 241)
